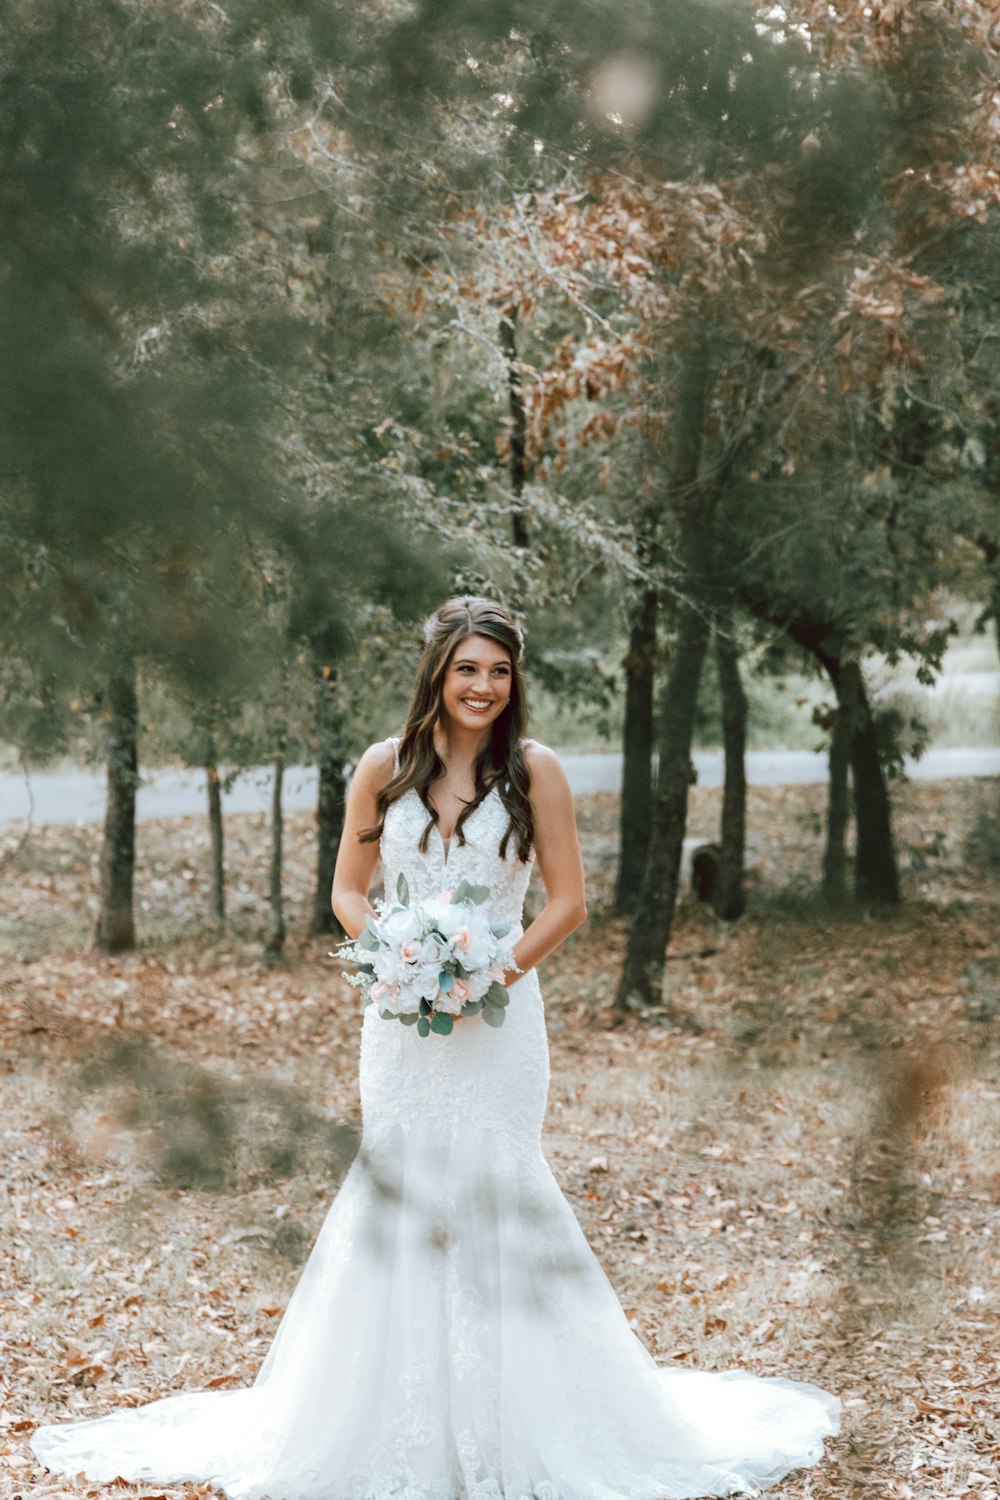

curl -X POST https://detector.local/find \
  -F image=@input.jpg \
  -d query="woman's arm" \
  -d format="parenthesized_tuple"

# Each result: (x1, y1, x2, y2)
(505, 742, 587, 983)
(331, 739, 396, 938)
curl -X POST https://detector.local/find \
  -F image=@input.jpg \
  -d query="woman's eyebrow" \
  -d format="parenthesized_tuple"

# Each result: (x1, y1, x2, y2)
(453, 657, 511, 668)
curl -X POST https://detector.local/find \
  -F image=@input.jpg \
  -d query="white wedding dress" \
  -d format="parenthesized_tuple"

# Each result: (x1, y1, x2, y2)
(32, 746, 840, 1499)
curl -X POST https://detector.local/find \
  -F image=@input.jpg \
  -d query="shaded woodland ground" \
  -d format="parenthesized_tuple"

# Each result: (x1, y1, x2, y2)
(2, 777, 999, 1499)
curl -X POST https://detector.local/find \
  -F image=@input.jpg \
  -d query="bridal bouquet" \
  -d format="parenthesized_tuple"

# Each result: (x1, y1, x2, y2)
(339, 875, 518, 1037)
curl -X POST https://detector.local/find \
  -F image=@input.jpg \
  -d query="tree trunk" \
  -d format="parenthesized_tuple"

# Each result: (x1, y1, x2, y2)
(499, 305, 529, 549)
(97, 661, 138, 954)
(614, 606, 711, 1014)
(204, 725, 225, 926)
(313, 671, 346, 936)
(851, 672, 900, 903)
(823, 661, 856, 905)
(714, 630, 746, 921)
(614, 585, 657, 913)
(265, 751, 286, 962)
(614, 340, 711, 1016)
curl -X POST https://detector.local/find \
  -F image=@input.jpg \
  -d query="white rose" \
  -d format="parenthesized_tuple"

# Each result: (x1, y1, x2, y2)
(412, 964, 441, 1001)
(422, 891, 452, 923)
(383, 906, 422, 946)
(393, 984, 421, 1015)
(435, 904, 468, 940)
(419, 934, 448, 969)
(461, 931, 492, 970)
(464, 969, 492, 1002)
(373, 948, 403, 985)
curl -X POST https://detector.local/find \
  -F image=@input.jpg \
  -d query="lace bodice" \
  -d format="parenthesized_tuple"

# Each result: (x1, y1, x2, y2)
(358, 739, 546, 1151)
(379, 741, 535, 936)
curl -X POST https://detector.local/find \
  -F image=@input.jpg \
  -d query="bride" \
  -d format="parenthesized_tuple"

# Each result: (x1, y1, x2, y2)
(31, 596, 840, 1499)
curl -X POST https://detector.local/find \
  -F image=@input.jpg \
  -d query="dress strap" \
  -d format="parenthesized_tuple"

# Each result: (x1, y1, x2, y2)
(389, 735, 401, 775)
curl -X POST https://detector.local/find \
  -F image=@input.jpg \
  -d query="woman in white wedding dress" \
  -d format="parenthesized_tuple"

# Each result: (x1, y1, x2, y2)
(32, 596, 840, 1499)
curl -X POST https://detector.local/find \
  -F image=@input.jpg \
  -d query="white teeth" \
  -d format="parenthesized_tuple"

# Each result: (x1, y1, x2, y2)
(463, 699, 491, 710)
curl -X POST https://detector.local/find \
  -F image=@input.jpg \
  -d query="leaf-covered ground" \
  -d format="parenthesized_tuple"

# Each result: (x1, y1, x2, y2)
(2, 777, 999, 1500)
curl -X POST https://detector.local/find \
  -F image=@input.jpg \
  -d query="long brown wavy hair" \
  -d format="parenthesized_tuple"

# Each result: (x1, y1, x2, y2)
(359, 596, 533, 862)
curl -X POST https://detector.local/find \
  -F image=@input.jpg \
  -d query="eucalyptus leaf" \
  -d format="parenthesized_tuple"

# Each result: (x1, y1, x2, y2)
(358, 930, 379, 952)
(419, 998, 432, 1017)
(399, 1012, 419, 1025)
(397, 873, 410, 906)
(461, 999, 484, 1016)
(482, 1005, 505, 1028)
(438, 970, 454, 992)
(490, 922, 511, 938)
(464, 884, 490, 905)
(417, 1016, 430, 1037)
(430, 1012, 454, 1035)
(485, 982, 509, 1007)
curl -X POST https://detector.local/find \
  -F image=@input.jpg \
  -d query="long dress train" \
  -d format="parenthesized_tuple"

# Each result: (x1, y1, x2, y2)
(31, 746, 840, 1499)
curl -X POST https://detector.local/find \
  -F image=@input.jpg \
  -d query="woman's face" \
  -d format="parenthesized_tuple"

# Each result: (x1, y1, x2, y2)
(439, 633, 513, 735)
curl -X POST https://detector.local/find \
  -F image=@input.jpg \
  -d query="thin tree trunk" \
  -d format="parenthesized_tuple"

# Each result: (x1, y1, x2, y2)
(851, 672, 900, 903)
(614, 606, 711, 1014)
(714, 630, 746, 921)
(265, 750, 286, 961)
(823, 661, 856, 905)
(499, 304, 529, 549)
(615, 342, 711, 1015)
(204, 724, 225, 925)
(313, 671, 346, 936)
(615, 585, 657, 913)
(97, 661, 138, 954)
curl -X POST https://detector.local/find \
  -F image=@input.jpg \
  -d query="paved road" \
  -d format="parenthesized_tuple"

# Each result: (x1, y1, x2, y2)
(2, 747, 999, 828)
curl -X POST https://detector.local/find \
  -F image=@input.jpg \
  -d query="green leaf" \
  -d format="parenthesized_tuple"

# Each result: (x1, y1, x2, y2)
(397, 872, 410, 906)
(357, 930, 379, 952)
(430, 1012, 454, 1035)
(357, 962, 376, 974)
(482, 1005, 506, 1028)
(485, 982, 509, 1007)
(490, 922, 511, 937)
(461, 999, 484, 1016)
(417, 1016, 430, 1038)
(399, 1012, 419, 1025)
(419, 998, 432, 1017)
(438, 970, 454, 992)
(365, 913, 380, 935)
(450, 879, 489, 906)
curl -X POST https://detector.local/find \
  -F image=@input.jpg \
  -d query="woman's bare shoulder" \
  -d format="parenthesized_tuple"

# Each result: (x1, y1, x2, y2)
(353, 737, 397, 790)
(520, 739, 567, 787)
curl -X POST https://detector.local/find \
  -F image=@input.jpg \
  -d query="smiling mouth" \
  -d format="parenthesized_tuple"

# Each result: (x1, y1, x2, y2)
(461, 698, 494, 713)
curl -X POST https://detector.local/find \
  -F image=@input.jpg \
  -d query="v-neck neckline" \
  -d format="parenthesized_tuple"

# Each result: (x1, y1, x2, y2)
(423, 786, 498, 865)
